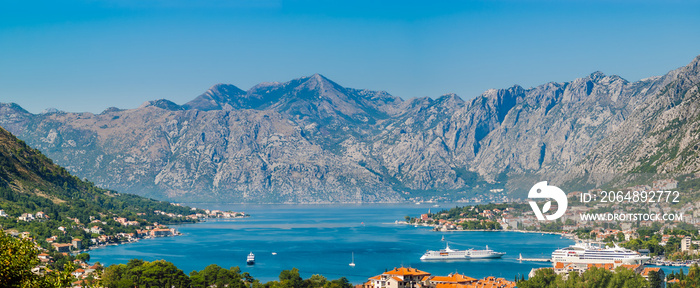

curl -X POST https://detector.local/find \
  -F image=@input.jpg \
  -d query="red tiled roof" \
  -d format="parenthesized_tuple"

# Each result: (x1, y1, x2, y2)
(619, 264, 640, 271)
(430, 273, 477, 283)
(641, 267, 661, 276)
(587, 263, 615, 270)
(384, 267, 431, 276)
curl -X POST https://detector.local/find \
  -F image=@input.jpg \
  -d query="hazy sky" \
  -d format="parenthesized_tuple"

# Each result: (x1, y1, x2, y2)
(1, 0, 699, 114)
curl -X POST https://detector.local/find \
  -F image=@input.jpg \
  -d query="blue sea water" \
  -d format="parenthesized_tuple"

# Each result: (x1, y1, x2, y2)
(88, 204, 681, 284)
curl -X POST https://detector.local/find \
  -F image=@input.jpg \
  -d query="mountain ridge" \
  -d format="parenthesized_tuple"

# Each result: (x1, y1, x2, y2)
(2, 55, 699, 202)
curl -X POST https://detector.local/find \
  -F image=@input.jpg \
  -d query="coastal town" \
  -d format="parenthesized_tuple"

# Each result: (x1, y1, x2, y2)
(404, 178, 700, 287)
(1, 205, 248, 285)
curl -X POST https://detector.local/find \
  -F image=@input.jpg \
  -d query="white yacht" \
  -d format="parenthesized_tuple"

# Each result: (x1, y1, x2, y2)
(246, 252, 255, 265)
(551, 242, 650, 264)
(420, 243, 505, 260)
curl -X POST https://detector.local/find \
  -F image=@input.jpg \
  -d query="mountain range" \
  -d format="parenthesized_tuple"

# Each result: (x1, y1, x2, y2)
(1, 55, 699, 203)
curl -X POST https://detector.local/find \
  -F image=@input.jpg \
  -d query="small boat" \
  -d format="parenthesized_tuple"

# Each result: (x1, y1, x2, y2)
(272, 252, 277, 255)
(441, 235, 445, 241)
(247, 252, 255, 265)
(349, 252, 356, 267)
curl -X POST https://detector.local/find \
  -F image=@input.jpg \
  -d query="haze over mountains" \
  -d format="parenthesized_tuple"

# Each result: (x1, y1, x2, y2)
(1, 55, 699, 203)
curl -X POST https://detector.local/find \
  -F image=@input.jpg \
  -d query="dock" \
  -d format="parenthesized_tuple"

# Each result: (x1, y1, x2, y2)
(518, 253, 551, 262)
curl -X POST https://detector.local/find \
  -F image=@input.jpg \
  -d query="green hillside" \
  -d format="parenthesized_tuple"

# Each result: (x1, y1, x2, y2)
(0, 125, 202, 250)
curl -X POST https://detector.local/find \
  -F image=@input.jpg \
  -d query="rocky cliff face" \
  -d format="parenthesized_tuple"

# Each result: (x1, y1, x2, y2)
(2, 55, 699, 202)
(571, 55, 700, 185)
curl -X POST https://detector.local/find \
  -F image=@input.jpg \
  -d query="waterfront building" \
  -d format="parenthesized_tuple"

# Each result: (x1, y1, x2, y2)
(640, 267, 664, 287)
(424, 273, 476, 286)
(72, 238, 82, 250)
(52, 243, 72, 252)
(681, 237, 692, 252)
(151, 228, 175, 237)
(468, 276, 516, 288)
(367, 267, 430, 288)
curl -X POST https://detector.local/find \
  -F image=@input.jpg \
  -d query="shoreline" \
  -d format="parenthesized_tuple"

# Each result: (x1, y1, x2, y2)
(73, 232, 183, 255)
(74, 215, 251, 255)
(399, 222, 569, 237)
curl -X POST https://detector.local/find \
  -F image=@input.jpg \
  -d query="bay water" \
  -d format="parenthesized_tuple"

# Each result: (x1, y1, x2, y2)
(88, 204, 680, 284)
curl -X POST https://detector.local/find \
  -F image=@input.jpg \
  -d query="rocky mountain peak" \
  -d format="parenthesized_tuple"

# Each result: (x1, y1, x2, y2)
(210, 83, 246, 94)
(40, 107, 63, 114)
(100, 107, 124, 114)
(430, 93, 466, 111)
(589, 71, 606, 81)
(296, 73, 339, 93)
(0, 103, 30, 114)
(473, 85, 525, 119)
(436, 93, 464, 103)
(182, 83, 246, 111)
(139, 99, 183, 111)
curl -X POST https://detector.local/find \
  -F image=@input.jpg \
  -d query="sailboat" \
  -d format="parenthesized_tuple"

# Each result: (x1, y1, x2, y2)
(349, 252, 356, 267)
(441, 235, 445, 241)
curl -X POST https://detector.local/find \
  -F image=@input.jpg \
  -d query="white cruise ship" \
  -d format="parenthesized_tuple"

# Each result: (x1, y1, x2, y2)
(420, 243, 505, 260)
(551, 242, 649, 264)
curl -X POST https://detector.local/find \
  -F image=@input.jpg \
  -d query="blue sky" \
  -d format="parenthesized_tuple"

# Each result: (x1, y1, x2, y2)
(1, 0, 699, 113)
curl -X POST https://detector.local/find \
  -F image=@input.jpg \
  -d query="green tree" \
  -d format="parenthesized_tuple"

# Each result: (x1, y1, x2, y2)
(608, 266, 647, 288)
(617, 231, 625, 242)
(278, 268, 304, 288)
(0, 231, 40, 287)
(76, 253, 90, 263)
(0, 231, 74, 288)
(517, 268, 557, 288)
(581, 266, 613, 287)
(101, 259, 190, 288)
(324, 277, 352, 288)
(647, 270, 662, 288)
(305, 274, 328, 288)
(684, 264, 700, 288)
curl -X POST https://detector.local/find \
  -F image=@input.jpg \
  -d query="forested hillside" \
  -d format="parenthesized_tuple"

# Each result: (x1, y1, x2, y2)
(0, 125, 202, 250)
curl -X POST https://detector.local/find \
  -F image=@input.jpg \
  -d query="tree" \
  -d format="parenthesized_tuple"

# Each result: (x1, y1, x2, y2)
(325, 277, 352, 288)
(0, 231, 74, 288)
(580, 266, 613, 287)
(101, 259, 190, 288)
(608, 266, 647, 288)
(306, 274, 328, 288)
(647, 270, 662, 288)
(517, 268, 557, 288)
(0, 230, 39, 287)
(685, 264, 700, 288)
(617, 231, 625, 242)
(278, 268, 303, 288)
(76, 253, 90, 263)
